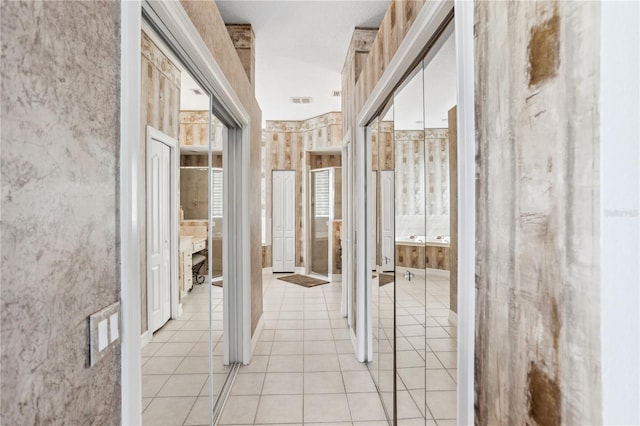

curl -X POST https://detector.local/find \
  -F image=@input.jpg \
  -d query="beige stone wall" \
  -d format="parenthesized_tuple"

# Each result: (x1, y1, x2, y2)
(474, 1, 601, 424)
(180, 0, 263, 335)
(1, 1, 121, 423)
(262, 112, 342, 268)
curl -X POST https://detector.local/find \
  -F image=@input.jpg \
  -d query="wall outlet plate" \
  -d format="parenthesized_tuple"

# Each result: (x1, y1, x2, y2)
(88, 301, 120, 367)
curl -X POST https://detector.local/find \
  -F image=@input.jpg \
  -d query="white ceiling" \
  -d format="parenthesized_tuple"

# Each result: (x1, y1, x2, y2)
(216, 0, 390, 125)
(181, 69, 210, 111)
(393, 32, 457, 130)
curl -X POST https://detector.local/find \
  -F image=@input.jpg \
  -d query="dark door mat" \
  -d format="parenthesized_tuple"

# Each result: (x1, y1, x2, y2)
(277, 274, 329, 287)
(378, 273, 395, 286)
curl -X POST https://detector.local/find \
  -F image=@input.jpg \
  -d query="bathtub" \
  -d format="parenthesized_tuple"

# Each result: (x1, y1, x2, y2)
(395, 236, 451, 270)
(395, 235, 450, 247)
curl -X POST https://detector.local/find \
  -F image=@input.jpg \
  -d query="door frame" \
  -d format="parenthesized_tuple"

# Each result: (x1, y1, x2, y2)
(145, 126, 180, 333)
(120, 2, 253, 424)
(353, 1, 475, 424)
(306, 167, 334, 278)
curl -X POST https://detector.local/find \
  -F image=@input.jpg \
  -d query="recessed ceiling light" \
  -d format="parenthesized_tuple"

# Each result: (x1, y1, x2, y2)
(290, 97, 313, 104)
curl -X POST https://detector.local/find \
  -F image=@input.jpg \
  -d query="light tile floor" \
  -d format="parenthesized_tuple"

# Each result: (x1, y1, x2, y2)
(218, 272, 389, 426)
(372, 269, 457, 425)
(142, 270, 456, 426)
(142, 282, 227, 426)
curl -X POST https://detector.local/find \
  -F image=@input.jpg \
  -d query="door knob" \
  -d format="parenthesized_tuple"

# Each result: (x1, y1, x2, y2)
(404, 270, 414, 281)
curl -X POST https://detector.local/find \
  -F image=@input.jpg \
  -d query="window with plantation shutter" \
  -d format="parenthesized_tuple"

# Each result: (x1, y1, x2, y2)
(315, 170, 330, 217)
(211, 168, 223, 218)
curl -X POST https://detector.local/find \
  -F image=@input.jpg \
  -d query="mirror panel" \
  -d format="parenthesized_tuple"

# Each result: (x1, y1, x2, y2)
(423, 25, 458, 423)
(393, 64, 428, 422)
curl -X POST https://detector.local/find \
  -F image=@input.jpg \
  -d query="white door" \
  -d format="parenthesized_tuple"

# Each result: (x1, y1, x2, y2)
(272, 170, 296, 272)
(149, 138, 172, 332)
(370, 171, 377, 270)
(380, 170, 395, 272)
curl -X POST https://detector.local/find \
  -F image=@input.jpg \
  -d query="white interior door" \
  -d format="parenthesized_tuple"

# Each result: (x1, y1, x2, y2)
(380, 170, 395, 272)
(149, 138, 172, 332)
(370, 171, 377, 270)
(272, 170, 296, 272)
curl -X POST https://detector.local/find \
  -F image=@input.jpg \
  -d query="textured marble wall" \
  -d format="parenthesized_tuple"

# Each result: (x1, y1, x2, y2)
(475, 1, 602, 424)
(180, 0, 263, 335)
(262, 112, 343, 267)
(1, 1, 121, 424)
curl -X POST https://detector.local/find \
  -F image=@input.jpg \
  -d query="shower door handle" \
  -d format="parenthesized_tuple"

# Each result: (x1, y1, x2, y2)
(404, 270, 414, 281)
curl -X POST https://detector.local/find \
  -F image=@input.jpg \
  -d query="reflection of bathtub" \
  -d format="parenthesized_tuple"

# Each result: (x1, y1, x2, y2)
(395, 235, 450, 247)
(395, 236, 451, 270)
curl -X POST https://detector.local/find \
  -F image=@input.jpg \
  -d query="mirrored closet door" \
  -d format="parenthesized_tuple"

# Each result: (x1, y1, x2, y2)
(139, 19, 236, 425)
(367, 18, 458, 425)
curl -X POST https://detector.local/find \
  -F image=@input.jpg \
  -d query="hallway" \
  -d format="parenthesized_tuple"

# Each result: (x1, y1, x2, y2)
(219, 272, 386, 425)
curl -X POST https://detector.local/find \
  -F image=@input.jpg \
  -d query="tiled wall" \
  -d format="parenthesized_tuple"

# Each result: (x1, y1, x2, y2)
(475, 1, 602, 424)
(1, 1, 121, 423)
(262, 112, 342, 268)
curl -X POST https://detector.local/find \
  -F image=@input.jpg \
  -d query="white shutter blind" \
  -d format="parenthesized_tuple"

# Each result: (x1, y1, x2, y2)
(211, 169, 223, 218)
(315, 171, 330, 217)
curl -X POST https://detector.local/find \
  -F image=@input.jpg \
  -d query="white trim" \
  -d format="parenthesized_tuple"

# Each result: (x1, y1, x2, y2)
(240, 127, 252, 364)
(329, 274, 342, 282)
(145, 126, 180, 333)
(262, 267, 273, 274)
(448, 310, 458, 326)
(355, 122, 367, 362)
(600, 2, 640, 424)
(140, 330, 152, 348)
(249, 314, 265, 362)
(454, 2, 476, 424)
(120, 2, 142, 425)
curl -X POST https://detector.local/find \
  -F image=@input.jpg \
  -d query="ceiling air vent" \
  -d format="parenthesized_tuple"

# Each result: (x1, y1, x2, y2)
(290, 97, 313, 104)
(331, 90, 341, 97)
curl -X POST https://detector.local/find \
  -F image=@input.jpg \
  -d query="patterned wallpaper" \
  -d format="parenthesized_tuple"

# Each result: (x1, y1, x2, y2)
(262, 112, 343, 267)
(394, 128, 449, 216)
(179, 111, 224, 150)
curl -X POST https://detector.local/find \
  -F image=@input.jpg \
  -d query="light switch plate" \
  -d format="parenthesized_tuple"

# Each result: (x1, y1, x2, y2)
(109, 313, 119, 343)
(89, 301, 120, 367)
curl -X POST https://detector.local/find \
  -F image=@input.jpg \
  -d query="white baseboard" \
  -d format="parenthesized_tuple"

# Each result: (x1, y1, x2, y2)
(295, 267, 305, 274)
(425, 267, 450, 278)
(249, 314, 265, 364)
(448, 310, 458, 326)
(262, 267, 273, 274)
(141, 330, 152, 348)
(329, 274, 342, 282)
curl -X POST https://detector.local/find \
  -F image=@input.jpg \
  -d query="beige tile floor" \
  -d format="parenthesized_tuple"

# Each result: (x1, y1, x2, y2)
(371, 269, 457, 426)
(142, 282, 228, 426)
(218, 272, 389, 426)
(142, 270, 455, 426)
